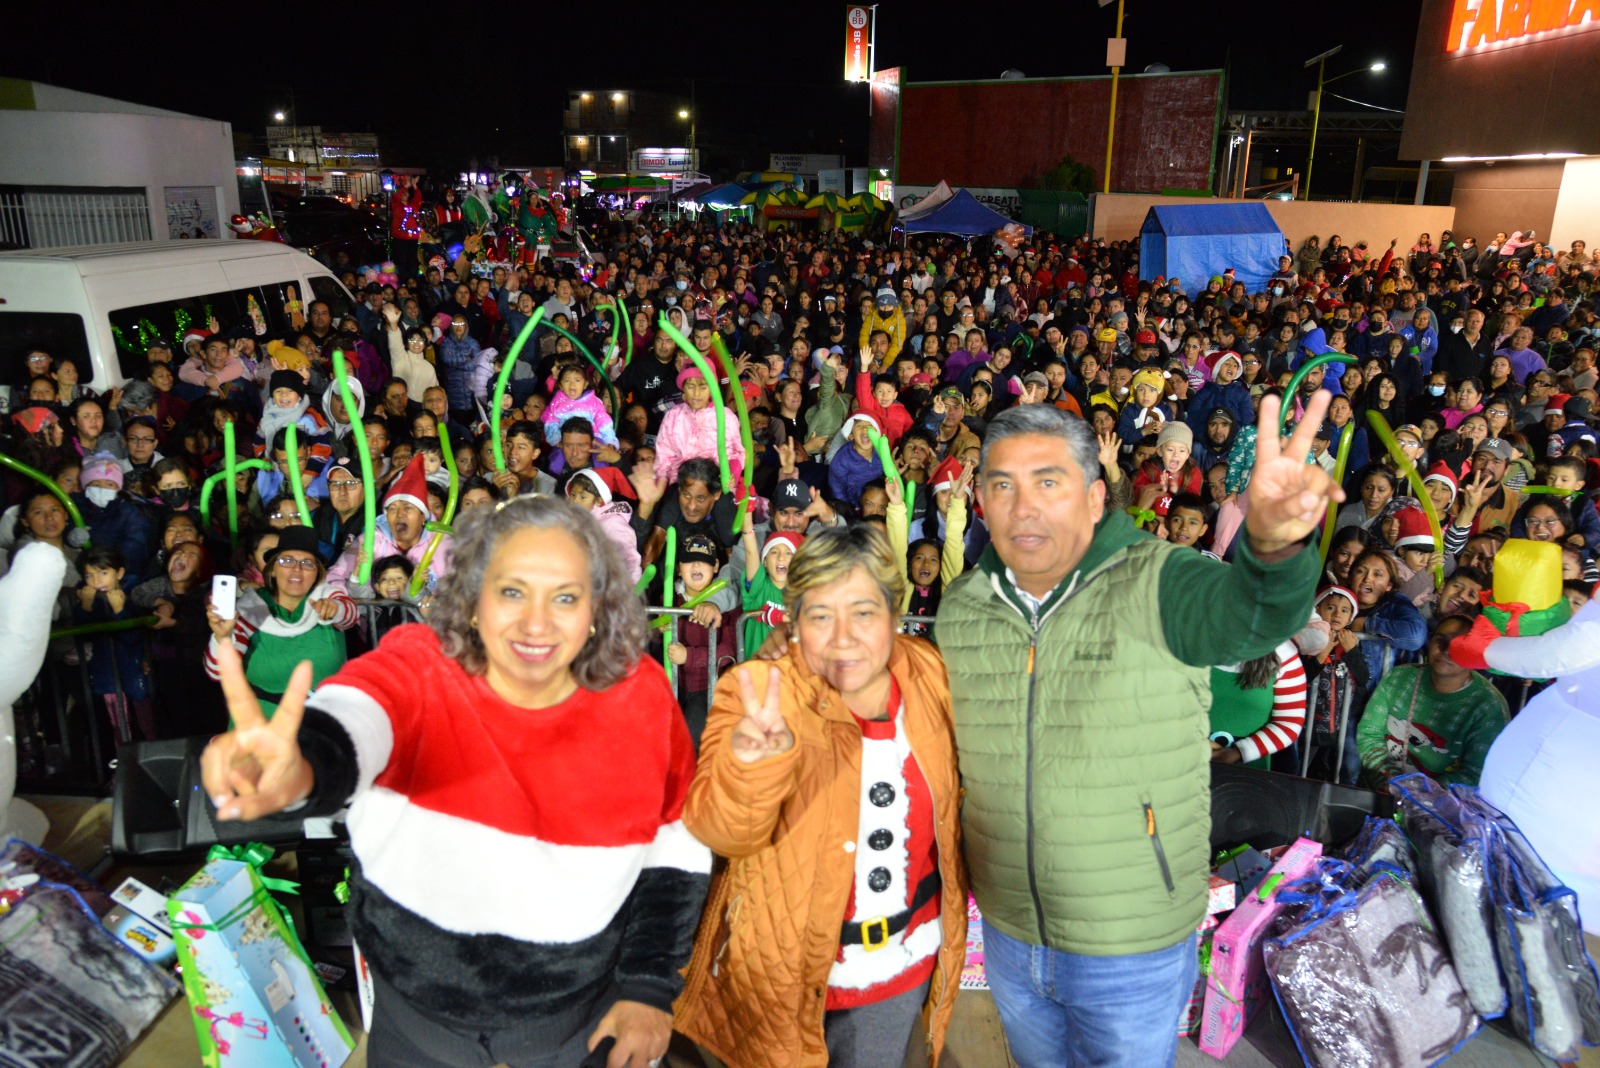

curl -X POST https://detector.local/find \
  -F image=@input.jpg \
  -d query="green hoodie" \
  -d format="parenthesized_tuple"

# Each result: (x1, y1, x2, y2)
(937, 509, 1320, 955)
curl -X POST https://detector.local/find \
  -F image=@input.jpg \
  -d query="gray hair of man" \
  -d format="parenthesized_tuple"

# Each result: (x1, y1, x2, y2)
(979, 404, 1102, 490)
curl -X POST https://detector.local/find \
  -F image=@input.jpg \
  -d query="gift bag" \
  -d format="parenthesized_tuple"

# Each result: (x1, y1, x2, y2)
(1453, 788, 1600, 1061)
(0, 881, 178, 1067)
(168, 846, 355, 1068)
(1391, 774, 1508, 1018)
(1265, 869, 1480, 1068)
(1198, 835, 1323, 1058)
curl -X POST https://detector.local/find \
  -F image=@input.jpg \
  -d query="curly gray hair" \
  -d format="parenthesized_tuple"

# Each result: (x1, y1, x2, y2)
(428, 495, 647, 691)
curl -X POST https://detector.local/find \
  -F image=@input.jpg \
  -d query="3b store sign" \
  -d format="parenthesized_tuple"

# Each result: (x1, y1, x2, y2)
(844, 6, 872, 82)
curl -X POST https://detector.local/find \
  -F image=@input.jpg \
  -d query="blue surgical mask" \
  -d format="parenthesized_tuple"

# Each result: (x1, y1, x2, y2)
(676, 279, 689, 291)
(1272, 286, 1284, 296)
(1428, 384, 1446, 397)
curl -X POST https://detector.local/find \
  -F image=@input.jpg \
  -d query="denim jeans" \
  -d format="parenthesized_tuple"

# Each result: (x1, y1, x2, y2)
(984, 923, 1199, 1068)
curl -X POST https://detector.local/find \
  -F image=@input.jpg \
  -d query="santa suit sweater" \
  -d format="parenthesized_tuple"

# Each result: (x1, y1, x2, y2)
(292, 624, 711, 1029)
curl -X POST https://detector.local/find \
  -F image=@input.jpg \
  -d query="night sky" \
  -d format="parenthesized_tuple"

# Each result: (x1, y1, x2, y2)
(9, 1, 1421, 173)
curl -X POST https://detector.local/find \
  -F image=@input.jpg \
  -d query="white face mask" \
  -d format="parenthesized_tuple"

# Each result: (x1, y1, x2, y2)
(86, 486, 117, 508)
(1450, 324, 1463, 334)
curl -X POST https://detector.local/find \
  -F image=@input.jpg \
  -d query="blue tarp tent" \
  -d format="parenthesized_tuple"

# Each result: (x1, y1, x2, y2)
(902, 189, 1031, 237)
(1139, 204, 1284, 296)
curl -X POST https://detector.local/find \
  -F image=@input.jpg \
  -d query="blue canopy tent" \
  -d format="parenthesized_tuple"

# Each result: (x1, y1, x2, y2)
(901, 188, 1031, 238)
(1138, 204, 1285, 297)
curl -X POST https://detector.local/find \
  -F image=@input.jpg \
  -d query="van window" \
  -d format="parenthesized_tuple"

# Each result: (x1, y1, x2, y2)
(308, 276, 351, 320)
(1, 311, 91, 391)
(107, 290, 245, 366)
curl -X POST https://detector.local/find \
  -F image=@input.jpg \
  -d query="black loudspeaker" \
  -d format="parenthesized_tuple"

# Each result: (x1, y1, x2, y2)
(1209, 762, 1394, 855)
(111, 738, 306, 859)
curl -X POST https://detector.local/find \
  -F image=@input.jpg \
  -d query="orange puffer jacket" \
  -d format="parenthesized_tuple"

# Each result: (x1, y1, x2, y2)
(674, 636, 968, 1068)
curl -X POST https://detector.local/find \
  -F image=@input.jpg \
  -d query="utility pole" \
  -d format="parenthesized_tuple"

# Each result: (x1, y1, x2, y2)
(1102, 0, 1126, 194)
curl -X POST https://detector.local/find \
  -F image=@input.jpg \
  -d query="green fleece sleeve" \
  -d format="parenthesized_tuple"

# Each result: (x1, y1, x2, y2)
(1159, 536, 1321, 668)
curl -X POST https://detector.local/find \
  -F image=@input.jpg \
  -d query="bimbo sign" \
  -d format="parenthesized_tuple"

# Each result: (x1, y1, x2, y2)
(1445, 0, 1600, 53)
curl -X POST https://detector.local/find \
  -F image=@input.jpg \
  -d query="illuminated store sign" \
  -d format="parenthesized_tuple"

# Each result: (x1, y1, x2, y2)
(1446, 0, 1599, 53)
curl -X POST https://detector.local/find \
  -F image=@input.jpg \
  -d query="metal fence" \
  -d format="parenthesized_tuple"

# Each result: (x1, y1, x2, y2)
(0, 188, 152, 248)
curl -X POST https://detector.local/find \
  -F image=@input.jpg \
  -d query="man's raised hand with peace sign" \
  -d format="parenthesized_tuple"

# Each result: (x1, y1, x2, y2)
(200, 641, 316, 820)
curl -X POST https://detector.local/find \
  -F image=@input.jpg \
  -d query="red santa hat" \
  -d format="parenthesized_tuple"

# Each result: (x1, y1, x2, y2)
(1316, 585, 1359, 617)
(1423, 462, 1459, 502)
(841, 411, 882, 438)
(182, 328, 212, 350)
(1206, 350, 1243, 377)
(761, 530, 803, 560)
(567, 466, 636, 505)
(1391, 506, 1433, 550)
(930, 456, 966, 493)
(383, 453, 434, 520)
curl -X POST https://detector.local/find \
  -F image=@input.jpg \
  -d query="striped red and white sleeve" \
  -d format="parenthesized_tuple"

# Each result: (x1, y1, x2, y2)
(203, 616, 256, 680)
(324, 587, 360, 630)
(1235, 642, 1308, 764)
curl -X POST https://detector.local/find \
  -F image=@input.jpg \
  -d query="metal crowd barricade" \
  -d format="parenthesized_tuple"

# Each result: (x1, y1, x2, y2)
(16, 628, 158, 795)
(645, 606, 722, 698)
(349, 598, 428, 646)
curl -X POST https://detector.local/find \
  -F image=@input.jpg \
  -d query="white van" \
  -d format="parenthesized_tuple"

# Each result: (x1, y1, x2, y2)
(0, 242, 358, 396)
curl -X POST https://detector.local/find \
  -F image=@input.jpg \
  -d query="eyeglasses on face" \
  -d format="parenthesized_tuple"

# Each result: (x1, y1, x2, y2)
(328, 479, 361, 491)
(269, 511, 301, 522)
(126, 435, 157, 444)
(274, 555, 319, 571)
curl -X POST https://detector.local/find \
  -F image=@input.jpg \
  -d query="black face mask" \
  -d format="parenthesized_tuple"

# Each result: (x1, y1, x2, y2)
(160, 487, 191, 508)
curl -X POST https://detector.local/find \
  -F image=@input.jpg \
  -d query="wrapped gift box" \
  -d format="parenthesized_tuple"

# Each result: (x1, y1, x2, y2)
(1199, 836, 1322, 1059)
(168, 853, 354, 1068)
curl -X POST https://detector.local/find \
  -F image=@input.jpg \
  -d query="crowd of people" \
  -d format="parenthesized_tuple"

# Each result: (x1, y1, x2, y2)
(5, 205, 1599, 1067)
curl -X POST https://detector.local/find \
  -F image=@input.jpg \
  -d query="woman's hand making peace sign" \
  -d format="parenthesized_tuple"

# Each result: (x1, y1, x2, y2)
(199, 640, 316, 820)
(728, 666, 795, 764)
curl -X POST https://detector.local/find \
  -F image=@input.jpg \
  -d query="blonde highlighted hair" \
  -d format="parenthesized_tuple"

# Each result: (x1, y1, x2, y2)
(784, 524, 906, 620)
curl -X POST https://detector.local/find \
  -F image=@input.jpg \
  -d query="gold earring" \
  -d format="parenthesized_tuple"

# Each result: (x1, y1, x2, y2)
(589, 624, 597, 636)
(471, 615, 479, 628)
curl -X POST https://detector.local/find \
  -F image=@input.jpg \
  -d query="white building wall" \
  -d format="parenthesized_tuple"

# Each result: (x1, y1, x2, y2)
(0, 109, 239, 242)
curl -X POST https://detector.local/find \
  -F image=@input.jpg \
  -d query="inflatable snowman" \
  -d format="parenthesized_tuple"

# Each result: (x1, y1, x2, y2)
(0, 541, 67, 844)
(1453, 588, 1600, 935)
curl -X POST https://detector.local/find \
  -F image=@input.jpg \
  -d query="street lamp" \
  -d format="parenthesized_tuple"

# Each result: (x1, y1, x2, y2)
(273, 111, 286, 122)
(1304, 47, 1386, 199)
(678, 108, 696, 162)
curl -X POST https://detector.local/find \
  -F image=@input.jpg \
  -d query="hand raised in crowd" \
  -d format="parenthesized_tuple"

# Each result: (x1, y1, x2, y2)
(205, 598, 235, 642)
(491, 468, 521, 498)
(884, 474, 903, 507)
(729, 666, 794, 763)
(1244, 392, 1345, 556)
(775, 439, 799, 479)
(628, 460, 667, 508)
(1458, 469, 1493, 518)
(200, 642, 315, 821)
(1096, 429, 1122, 482)
(382, 303, 402, 327)
(952, 461, 976, 501)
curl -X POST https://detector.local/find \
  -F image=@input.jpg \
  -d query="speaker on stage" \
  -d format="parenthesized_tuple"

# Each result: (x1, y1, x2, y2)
(111, 737, 306, 859)
(1209, 762, 1393, 855)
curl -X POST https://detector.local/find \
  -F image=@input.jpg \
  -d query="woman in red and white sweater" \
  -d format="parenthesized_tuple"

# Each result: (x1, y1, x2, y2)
(1209, 639, 1308, 769)
(201, 497, 710, 1068)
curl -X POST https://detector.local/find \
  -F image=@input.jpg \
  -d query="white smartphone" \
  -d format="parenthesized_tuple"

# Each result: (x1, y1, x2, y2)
(211, 575, 237, 621)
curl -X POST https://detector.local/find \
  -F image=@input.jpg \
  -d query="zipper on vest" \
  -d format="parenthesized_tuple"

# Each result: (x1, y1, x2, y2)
(1025, 624, 1048, 946)
(1144, 803, 1176, 894)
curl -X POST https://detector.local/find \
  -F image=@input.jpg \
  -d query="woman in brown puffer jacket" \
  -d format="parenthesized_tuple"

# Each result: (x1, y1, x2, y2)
(674, 525, 967, 1068)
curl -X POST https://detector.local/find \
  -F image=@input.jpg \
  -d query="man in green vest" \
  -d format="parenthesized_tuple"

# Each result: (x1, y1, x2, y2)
(937, 393, 1339, 1067)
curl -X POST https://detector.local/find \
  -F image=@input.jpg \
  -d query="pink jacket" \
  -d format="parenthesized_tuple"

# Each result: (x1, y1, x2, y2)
(178, 354, 250, 389)
(542, 389, 616, 446)
(327, 518, 454, 595)
(653, 402, 746, 485)
(591, 502, 641, 581)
